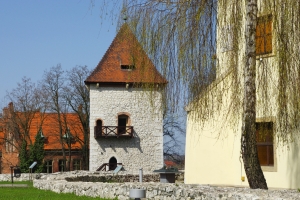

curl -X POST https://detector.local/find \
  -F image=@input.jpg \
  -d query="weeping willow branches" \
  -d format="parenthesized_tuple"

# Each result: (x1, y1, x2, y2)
(95, 0, 300, 145)
(271, 0, 300, 144)
(120, 0, 217, 112)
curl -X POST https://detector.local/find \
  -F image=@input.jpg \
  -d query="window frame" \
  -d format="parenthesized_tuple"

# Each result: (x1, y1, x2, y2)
(95, 119, 103, 137)
(58, 159, 65, 172)
(256, 118, 277, 172)
(96, 119, 103, 127)
(121, 64, 136, 71)
(44, 160, 53, 173)
(73, 159, 81, 171)
(117, 113, 131, 135)
(256, 14, 273, 55)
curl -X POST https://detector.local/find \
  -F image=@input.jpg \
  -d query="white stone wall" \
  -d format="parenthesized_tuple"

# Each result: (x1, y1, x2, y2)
(89, 85, 164, 173)
(33, 177, 300, 200)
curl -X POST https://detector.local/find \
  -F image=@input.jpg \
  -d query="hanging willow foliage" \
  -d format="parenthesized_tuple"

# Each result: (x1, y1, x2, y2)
(94, 0, 300, 144)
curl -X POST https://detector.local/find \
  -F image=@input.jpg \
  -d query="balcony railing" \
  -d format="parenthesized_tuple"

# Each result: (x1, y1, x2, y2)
(94, 126, 133, 139)
(96, 163, 123, 171)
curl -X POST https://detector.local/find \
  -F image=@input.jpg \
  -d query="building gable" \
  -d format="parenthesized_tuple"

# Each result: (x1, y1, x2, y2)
(85, 24, 167, 85)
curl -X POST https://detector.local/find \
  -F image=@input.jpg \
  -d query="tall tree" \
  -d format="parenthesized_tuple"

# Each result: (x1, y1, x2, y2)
(19, 140, 29, 172)
(6, 77, 44, 148)
(241, 0, 267, 189)
(42, 64, 68, 170)
(95, 0, 300, 189)
(29, 130, 45, 173)
(64, 65, 91, 170)
(5, 77, 46, 171)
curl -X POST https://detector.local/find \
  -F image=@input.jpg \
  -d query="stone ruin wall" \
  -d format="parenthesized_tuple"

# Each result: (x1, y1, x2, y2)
(0, 172, 298, 199)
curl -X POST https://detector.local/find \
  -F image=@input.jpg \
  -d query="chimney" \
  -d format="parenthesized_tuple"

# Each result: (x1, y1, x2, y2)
(3, 102, 14, 118)
(8, 102, 14, 111)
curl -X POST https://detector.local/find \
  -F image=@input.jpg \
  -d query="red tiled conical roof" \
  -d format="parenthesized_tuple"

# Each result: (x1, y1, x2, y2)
(85, 24, 167, 85)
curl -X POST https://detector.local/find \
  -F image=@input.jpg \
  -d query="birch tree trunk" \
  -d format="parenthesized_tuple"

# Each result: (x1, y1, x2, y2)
(241, 0, 268, 189)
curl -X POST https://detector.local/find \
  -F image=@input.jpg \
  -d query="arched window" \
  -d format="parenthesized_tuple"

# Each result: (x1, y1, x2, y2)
(96, 119, 102, 127)
(109, 157, 117, 171)
(95, 119, 103, 138)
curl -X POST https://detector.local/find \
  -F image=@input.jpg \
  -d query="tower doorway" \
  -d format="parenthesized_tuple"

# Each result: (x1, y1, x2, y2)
(118, 114, 129, 134)
(109, 157, 117, 170)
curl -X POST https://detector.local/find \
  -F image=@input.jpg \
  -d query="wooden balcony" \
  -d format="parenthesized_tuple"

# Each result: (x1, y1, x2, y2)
(96, 163, 123, 171)
(94, 126, 133, 139)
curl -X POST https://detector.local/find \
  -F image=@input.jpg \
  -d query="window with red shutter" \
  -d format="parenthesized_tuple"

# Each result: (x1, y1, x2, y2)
(256, 122, 274, 166)
(256, 15, 272, 55)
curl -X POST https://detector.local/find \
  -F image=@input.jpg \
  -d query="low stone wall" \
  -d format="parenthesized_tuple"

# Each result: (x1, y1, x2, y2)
(1, 172, 299, 199)
(65, 174, 160, 183)
(0, 173, 38, 182)
(33, 180, 300, 200)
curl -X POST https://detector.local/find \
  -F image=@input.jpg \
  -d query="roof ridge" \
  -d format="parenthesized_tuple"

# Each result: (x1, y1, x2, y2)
(86, 24, 126, 82)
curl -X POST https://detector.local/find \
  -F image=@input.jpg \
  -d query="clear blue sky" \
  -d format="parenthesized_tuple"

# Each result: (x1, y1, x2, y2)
(0, 0, 119, 107)
(0, 1, 186, 153)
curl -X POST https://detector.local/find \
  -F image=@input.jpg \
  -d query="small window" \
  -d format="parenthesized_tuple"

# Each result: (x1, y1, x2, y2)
(121, 65, 135, 71)
(73, 159, 81, 170)
(44, 160, 53, 173)
(96, 119, 102, 127)
(109, 157, 117, 171)
(59, 160, 65, 172)
(95, 119, 103, 138)
(256, 122, 274, 166)
(256, 15, 272, 55)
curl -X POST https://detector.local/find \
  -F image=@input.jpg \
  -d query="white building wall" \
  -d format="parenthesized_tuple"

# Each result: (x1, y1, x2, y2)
(89, 85, 164, 173)
(186, 99, 300, 189)
(185, 73, 246, 186)
(185, 0, 300, 189)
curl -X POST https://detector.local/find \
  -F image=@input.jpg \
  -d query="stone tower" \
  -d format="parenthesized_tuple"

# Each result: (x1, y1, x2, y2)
(85, 24, 167, 173)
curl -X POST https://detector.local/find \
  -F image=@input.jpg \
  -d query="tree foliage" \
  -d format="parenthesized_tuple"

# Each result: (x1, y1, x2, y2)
(42, 64, 68, 170)
(163, 112, 185, 162)
(19, 140, 29, 172)
(95, 0, 300, 189)
(64, 65, 91, 170)
(3, 65, 90, 172)
(6, 77, 46, 148)
(19, 131, 45, 173)
(29, 131, 45, 173)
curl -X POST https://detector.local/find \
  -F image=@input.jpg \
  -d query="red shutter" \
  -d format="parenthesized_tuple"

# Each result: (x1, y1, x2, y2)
(256, 122, 274, 166)
(256, 15, 272, 55)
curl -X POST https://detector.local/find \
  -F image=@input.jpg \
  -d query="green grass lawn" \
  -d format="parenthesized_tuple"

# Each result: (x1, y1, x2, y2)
(0, 181, 116, 200)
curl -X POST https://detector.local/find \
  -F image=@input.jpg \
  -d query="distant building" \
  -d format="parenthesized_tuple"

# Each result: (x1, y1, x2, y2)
(0, 102, 85, 173)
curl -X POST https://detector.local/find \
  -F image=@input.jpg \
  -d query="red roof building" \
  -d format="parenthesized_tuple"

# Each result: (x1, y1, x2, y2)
(0, 103, 85, 174)
(86, 24, 167, 173)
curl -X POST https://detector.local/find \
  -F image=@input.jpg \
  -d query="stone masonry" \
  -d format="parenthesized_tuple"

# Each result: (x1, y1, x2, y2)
(30, 171, 300, 199)
(1, 171, 299, 199)
(89, 85, 164, 173)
